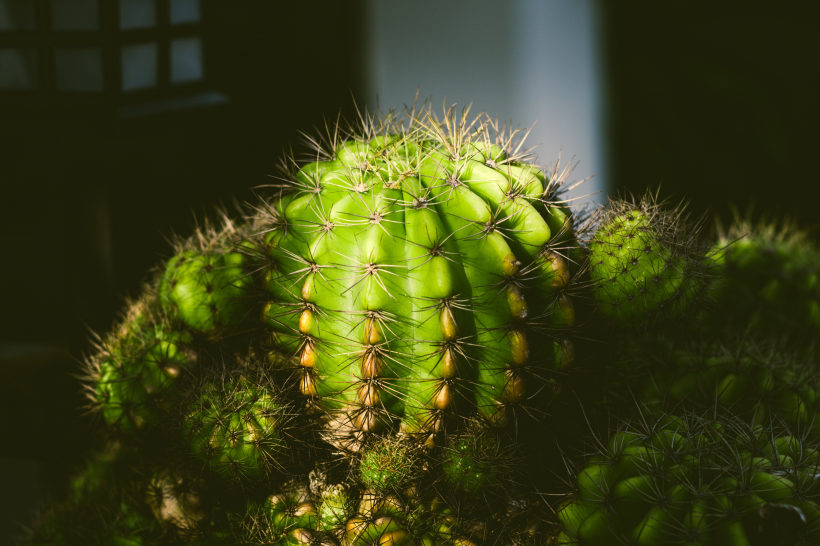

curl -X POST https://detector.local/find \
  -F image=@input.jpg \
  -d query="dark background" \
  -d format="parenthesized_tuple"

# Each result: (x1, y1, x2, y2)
(1, 1, 819, 543)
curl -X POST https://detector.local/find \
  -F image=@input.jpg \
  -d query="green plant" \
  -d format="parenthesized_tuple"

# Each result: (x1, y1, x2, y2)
(586, 194, 709, 329)
(257, 105, 582, 450)
(557, 408, 820, 545)
(707, 215, 820, 336)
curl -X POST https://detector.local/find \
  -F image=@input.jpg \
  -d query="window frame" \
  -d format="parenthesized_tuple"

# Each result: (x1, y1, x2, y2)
(0, 0, 207, 99)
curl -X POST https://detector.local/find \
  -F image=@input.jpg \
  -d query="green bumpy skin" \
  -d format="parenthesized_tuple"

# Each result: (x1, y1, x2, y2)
(160, 244, 253, 335)
(611, 334, 820, 439)
(441, 430, 505, 495)
(358, 436, 419, 492)
(588, 198, 707, 328)
(707, 218, 820, 336)
(92, 302, 195, 433)
(260, 107, 579, 447)
(241, 483, 320, 545)
(317, 484, 354, 534)
(558, 411, 820, 546)
(181, 374, 292, 485)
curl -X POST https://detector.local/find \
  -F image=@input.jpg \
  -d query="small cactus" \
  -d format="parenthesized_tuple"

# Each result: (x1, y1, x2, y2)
(586, 194, 709, 329)
(180, 368, 296, 486)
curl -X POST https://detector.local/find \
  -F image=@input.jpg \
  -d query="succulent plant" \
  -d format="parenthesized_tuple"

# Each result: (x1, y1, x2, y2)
(179, 367, 297, 487)
(441, 425, 507, 496)
(86, 294, 197, 434)
(586, 194, 709, 329)
(159, 220, 255, 336)
(257, 105, 582, 453)
(23, 100, 820, 546)
(707, 215, 820, 337)
(557, 407, 820, 545)
(606, 333, 820, 439)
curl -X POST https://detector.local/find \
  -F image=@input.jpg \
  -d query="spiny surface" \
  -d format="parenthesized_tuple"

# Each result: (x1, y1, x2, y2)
(607, 333, 820, 439)
(257, 104, 581, 447)
(587, 195, 709, 328)
(181, 369, 295, 486)
(558, 409, 820, 545)
(707, 215, 820, 337)
(88, 294, 197, 434)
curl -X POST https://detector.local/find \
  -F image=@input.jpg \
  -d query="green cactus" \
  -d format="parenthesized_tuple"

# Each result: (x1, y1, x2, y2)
(441, 426, 506, 496)
(88, 296, 196, 434)
(316, 484, 354, 534)
(587, 195, 709, 329)
(557, 408, 820, 545)
(180, 369, 295, 486)
(358, 436, 420, 493)
(259, 106, 580, 450)
(159, 221, 254, 335)
(32, 100, 820, 546)
(707, 216, 820, 336)
(608, 334, 820, 439)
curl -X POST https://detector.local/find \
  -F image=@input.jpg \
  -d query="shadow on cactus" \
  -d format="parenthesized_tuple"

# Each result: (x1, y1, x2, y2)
(556, 405, 820, 545)
(706, 212, 820, 338)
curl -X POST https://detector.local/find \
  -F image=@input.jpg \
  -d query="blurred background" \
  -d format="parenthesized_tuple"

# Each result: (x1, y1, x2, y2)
(1, 0, 818, 542)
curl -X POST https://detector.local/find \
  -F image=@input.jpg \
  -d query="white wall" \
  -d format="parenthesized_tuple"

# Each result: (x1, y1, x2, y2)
(365, 0, 607, 209)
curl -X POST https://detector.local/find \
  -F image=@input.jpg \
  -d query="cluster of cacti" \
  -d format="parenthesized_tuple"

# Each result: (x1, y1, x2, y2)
(557, 410, 820, 545)
(17, 102, 820, 546)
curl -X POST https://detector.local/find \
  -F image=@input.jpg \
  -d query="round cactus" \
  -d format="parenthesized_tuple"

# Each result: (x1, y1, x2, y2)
(707, 216, 820, 337)
(358, 436, 420, 493)
(258, 106, 581, 450)
(159, 221, 254, 335)
(557, 409, 820, 545)
(87, 295, 197, 434)
(441, 427, 506, 495)
(180, 369, 295, 486)
(609, 334, 820, 438)
(586, 195, 709, 328)
(316, 484, 354, 534)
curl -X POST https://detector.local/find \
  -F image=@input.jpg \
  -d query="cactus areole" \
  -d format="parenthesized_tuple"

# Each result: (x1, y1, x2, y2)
(250, 106, 579, 447)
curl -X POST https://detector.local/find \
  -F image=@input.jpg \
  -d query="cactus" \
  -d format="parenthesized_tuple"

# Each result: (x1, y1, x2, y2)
(441, 425, 507, 496)
(707, 215, 820, 336)
(25, 100, 820, 546)
(179, 366, 297, 487)
(586, 194, 709, 329)
(607, 333, 820, 438)
(358, 436, 420, 493)
(85, 294, 197, 434)
(557, 408, 820, 545)
(258, 105, 581, 451)
(159, 220, 254, 335)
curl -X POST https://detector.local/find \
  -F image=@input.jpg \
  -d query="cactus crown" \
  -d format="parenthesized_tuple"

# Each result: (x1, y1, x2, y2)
(586, 193, 710, 329)
(255, 102, 583, 451)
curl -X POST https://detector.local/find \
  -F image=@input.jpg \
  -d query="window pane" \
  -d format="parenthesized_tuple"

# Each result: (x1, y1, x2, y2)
(54, 47, 103, 91)
(170, 37, 202, 84)
(0, 0, 36, 31)
(120, 0, 155, 30)
(0, 47, 38, 89)
(170, 0, 200, 25)
(51, 0, 99, 31)
(121, 42, 156, 91)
